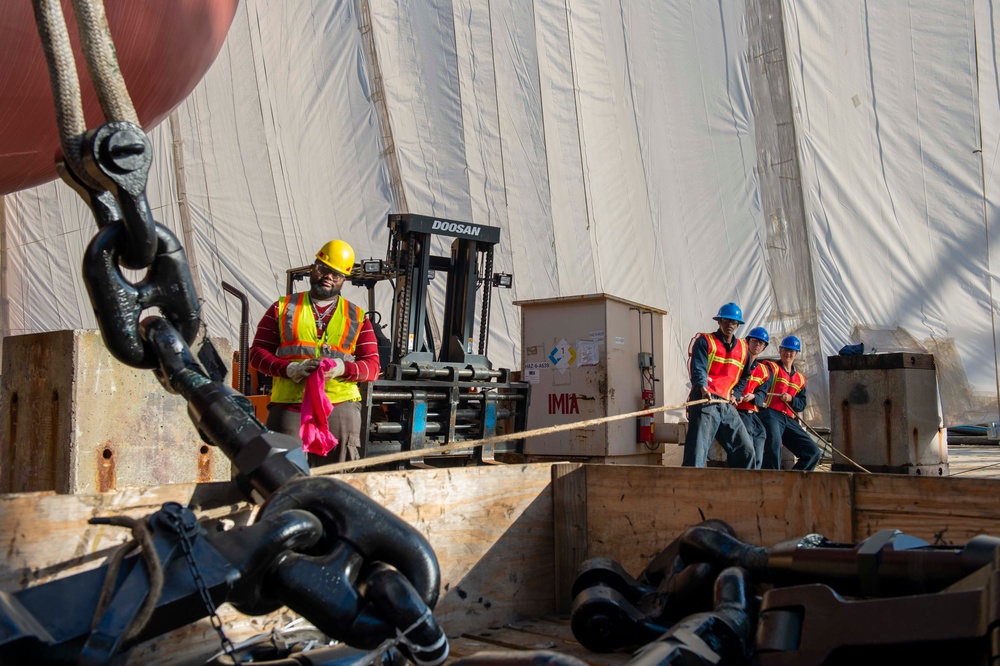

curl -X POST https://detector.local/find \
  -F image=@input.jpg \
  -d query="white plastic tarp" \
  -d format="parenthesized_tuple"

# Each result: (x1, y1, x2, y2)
(3, 0, 1000, 427)
(786, 1, 1000, 423)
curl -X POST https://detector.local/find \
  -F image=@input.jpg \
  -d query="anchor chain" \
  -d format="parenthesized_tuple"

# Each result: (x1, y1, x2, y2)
(26, 4, 449, 665)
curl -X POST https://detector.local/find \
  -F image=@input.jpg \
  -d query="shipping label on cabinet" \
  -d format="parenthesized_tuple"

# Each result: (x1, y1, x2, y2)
(524, 362, 547, 384)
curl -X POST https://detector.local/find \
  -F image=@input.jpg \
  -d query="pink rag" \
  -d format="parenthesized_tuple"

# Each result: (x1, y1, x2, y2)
(300, 358, 339, 456)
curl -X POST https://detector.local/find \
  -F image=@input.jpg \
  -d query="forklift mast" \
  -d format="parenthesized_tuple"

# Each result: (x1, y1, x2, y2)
(386, 213, 501, 372)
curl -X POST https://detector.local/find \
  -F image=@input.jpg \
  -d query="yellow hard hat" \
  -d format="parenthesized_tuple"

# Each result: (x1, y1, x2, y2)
(315, 239, 355, 276)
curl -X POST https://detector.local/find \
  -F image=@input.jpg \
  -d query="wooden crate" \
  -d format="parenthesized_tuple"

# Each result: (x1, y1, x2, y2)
(0, 464, 556, 664)
(3, 464, 1000, 664)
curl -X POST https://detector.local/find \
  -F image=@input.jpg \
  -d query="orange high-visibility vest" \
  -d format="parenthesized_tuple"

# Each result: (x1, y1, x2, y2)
(271, 292, 365, 404)
(761, 360, 806, 418)
(698, 333, 748, 400)
(736, 360, 771, 412)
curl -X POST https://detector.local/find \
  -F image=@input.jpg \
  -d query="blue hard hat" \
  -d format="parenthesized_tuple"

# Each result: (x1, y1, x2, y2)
(713, 302, 745, 324)
(747, 327, 769, 346)
(780, 335, 802, 352)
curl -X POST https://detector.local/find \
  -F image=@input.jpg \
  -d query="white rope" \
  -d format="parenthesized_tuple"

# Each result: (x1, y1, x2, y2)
(392, 608, 449, 666)
(31, 0, 89, 179)
(345, 608, 449, 666)
(32, 0, 140, 190)
(797, 417, 872, 474)
(311, 397, 727, 475)
(69, 0, 138, 124)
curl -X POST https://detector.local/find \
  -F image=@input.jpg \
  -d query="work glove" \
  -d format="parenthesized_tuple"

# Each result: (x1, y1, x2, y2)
(324, 358, 346, 380)
(286, 358, 321, 383)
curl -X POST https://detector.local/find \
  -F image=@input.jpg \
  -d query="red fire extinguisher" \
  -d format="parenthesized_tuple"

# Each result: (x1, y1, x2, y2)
(638, 389, 655, 443)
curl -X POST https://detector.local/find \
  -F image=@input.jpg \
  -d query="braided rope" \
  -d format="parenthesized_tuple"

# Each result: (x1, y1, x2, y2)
(797, 417, 872, 474)
(31, 0, 88, 175)
(70, 0, 138, 125)
(311, 397, 728, 475)
(32, 0, 140, 192)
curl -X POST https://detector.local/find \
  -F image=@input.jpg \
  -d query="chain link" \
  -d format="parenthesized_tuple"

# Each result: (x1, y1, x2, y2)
(478, 247, 493, 356)
(394, 240, 417, 359)
(29, 5, 302, 660)
(164, 509, 238, 661)
(83, 214, 202, 369)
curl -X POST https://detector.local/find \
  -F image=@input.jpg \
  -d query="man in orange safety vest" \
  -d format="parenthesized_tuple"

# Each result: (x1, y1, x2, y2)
(753, 335, 821, 471)
(735, 327, 771, 469)
(681, 302, 755, 468)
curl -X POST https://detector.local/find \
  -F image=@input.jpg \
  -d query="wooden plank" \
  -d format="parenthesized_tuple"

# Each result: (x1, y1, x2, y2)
(582, 466, 854, 575)
(511, 615, 630, 660)
(0, 481, 247, 590)
(853, 474, 1000, 543)
(336, 464, 557, 637)
(462, 624, 574, 653)
(447, 635, 504, 661)
(940, 445, 1000, 478)
(510, 616, 578, 642)
(0, 481, 260, 664)
(124, 606, 299, 665)
(0, 464, 557, 658)
(16, 458, 1000, 665)
(552, 463, 587, 614)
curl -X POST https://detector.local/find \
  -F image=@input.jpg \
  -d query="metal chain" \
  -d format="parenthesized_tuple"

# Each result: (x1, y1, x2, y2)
(31, 5, 314, 662)
(394, 240, 417, 359)
(164, 510, 239, 661)
(478, 247, 493, 356)
(32, 0, 201, 369)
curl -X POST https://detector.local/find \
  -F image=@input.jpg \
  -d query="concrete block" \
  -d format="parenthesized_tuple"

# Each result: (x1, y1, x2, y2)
(0, 330, 233, 493)
(828, 352, 947, 475)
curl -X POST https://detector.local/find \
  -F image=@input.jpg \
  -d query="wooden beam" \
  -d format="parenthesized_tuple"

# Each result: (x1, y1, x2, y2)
(8, 461, 1000, 664)
(853, 474, 1000, 543)
(0, 463, 558, 660)
(335, 464, 556, 636)
(552, 463, 587, 614)
(455, 618, 631, 666)
(0, 481, 247, 591)
(581, 466, 853, 575)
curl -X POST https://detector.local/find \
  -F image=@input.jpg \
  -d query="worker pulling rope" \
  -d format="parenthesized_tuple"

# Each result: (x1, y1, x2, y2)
(312, 397, 878, 476)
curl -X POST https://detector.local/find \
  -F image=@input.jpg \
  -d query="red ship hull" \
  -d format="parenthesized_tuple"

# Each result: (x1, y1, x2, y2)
(0, 0, 239, 194)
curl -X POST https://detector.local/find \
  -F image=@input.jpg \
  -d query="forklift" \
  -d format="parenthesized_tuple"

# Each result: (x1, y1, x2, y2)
(225, 213, 530, 467)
